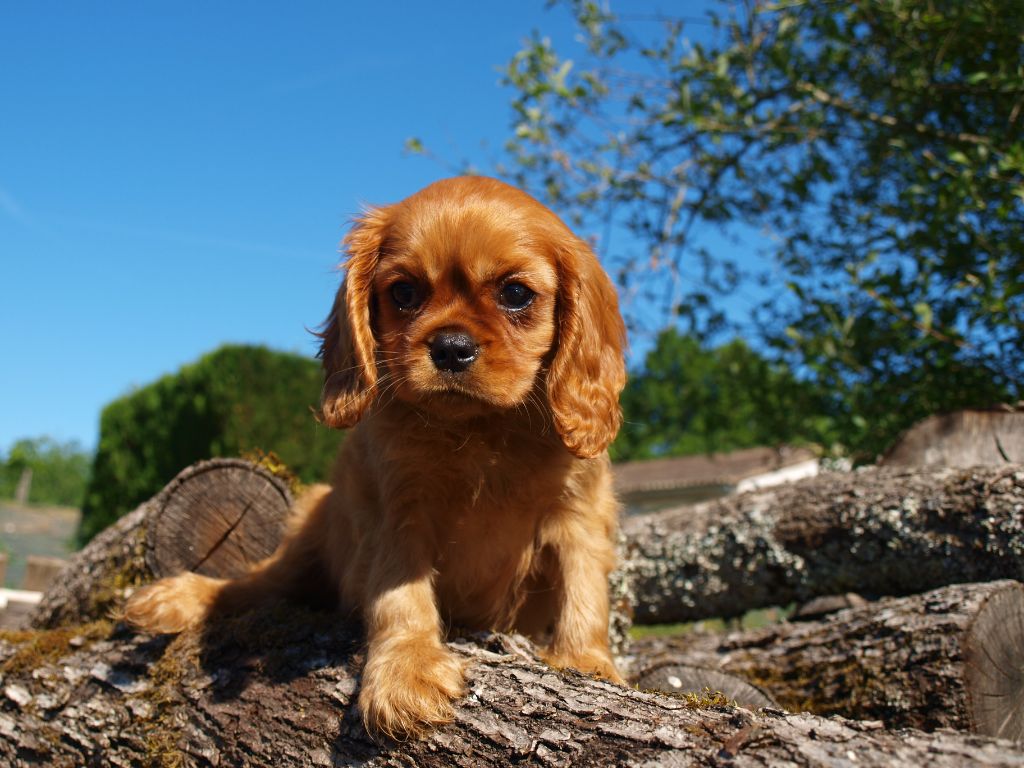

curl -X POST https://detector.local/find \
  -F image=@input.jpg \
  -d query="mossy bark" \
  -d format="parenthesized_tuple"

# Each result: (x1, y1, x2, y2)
(2, 614, 1024, 767)
(628, 580, 1024, 742)
(624, 465, 1024, 624)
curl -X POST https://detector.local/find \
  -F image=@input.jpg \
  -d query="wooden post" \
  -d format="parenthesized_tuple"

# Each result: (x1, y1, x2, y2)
(14, 468, 32, 505)
(21, 556, 67, 593)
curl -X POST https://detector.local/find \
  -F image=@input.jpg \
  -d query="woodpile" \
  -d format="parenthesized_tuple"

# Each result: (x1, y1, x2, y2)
(1, 458, 1022, 766)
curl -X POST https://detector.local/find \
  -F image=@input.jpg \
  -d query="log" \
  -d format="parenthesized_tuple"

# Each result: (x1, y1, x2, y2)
(881, 408, 1024, 467)
(2, 614, 1023, 767)
(627, 580, 1024, 742)
(31, 459, 292, 630)
(624, 464, 1024, 624)
(632, 662, 778, 710)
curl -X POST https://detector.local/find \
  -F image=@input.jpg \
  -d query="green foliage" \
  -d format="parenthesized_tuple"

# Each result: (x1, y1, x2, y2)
(500, 0, 1023, 461)
(78, 345, 343, 544)
(612, 330, 832, 461)
(0, 437, 92, 508)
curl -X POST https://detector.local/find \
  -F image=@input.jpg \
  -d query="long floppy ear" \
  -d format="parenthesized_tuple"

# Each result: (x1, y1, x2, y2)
(317, 206, 390, 429)
(547, 236, 627, 458)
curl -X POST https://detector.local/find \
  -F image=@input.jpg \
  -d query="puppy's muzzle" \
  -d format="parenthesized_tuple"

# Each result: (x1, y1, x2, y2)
(429, 330, 479, 373)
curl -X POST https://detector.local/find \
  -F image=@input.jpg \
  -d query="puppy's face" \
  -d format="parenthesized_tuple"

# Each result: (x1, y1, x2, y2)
(320, 176, 627, 458)
(371, 198, 559, 416)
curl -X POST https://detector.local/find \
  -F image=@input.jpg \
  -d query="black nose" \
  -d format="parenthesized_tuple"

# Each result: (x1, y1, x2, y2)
(429, 331, 479, 373)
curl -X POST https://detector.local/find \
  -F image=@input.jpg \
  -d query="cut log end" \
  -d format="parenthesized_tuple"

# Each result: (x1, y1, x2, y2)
(964, 580, 1024, 742)
(632, 662, 778, 710)
(147, 459, 293, 579)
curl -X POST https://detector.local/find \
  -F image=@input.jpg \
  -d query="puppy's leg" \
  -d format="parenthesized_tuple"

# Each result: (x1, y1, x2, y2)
(122, 570, 227, 633)
(358, 542, 465, 740)
(124, 484, 333, 633)
(541, 516, 624, 685)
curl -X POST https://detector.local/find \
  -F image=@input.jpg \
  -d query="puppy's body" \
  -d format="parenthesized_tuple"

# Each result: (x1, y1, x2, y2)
(327, 400, 616, 633)
(126, 177, 626, 738)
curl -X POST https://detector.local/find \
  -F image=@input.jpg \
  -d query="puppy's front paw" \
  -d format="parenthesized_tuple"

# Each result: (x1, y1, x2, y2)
(359, 641, 466, 740)
(122, 573, 220, 634)
(544, 648, 625, 685)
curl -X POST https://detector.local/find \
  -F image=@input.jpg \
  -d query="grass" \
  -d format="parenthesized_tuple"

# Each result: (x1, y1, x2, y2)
(628, 605, 794, 640)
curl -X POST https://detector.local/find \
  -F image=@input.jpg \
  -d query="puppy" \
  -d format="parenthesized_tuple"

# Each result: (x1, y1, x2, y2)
(124, 176, 628, 739)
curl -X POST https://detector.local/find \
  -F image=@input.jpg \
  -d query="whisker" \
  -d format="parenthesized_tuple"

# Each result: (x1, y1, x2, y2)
(376, 372, 414, 410)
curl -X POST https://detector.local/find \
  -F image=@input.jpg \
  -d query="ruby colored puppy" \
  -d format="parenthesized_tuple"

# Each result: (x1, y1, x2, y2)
(125, 176, 627, 738)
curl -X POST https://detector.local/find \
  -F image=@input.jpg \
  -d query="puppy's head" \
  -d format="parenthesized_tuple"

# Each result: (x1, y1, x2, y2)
(319, 176, 626, 458)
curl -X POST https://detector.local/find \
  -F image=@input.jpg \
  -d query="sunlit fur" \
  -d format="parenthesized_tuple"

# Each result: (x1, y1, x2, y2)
(124, 176, 628, 740)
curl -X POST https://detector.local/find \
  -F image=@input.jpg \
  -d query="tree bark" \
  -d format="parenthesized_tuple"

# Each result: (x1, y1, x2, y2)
(628, 580, 1024, 742)
(31, 459, 292, 630)
(624, 464, 1024, 624)
(2, 615, 1023, 767)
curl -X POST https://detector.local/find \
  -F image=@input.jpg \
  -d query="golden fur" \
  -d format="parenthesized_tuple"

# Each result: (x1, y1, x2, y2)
(124, 176, 628, 739)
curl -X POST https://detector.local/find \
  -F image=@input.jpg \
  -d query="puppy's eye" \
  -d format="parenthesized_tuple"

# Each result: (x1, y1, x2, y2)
(498, 282, 535, 311)
(391, 281, 420, 310)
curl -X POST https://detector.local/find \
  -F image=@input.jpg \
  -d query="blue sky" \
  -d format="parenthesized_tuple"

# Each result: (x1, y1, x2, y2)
(1, 1, 731, 452)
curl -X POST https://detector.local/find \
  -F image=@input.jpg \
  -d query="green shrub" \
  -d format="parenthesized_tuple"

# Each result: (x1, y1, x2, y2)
(0, 437, 92, 508)
(612, 331, 835, 462)
(78, 345, 343, 544)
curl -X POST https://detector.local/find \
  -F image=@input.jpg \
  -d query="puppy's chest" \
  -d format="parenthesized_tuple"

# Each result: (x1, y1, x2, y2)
(425, 446, 566, 626)
(433, 509, 543, 629)
(413, 432, 567, 515)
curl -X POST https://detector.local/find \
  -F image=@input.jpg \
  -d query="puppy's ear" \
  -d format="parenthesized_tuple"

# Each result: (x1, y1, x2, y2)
(547, 237, 627, 458)
(318, 207, 390, 428)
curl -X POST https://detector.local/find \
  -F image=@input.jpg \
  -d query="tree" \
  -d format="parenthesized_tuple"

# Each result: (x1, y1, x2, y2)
(612, 329, 831, 461)
(78, 345, 343, 544)
(500, 0, 1023, 460)
(0, 437, 91, 508)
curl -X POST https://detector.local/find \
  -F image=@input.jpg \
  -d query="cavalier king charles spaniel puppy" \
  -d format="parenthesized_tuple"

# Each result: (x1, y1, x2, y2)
(125, 176, 627, 739)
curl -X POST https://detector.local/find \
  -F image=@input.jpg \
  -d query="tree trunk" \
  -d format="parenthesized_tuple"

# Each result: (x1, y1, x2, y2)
(2, 615, 1023, 767)
(624, 465, 1024, 624)
(628, 580, 1024, 742)
(31, 459, 293, 630)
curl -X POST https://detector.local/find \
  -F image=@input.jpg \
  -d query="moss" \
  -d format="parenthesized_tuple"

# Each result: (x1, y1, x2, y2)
(88, 554, 149, 623)
(638, 684, 735, 709)
(0, 620, 113, 675)
(629, 605, 793, 640)
(240, 448, 306, 498)
(629, 621, 699, 639)
(682, 688, 733, 708)
(132, 633, 200, 768)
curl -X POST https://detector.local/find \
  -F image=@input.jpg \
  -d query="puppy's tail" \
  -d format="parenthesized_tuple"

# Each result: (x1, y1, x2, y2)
(123, 483, 334, 634)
